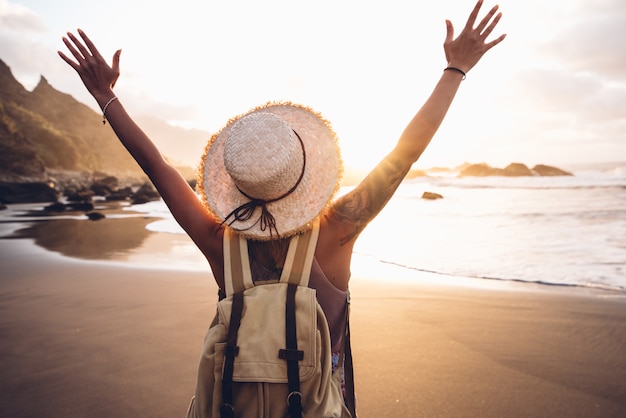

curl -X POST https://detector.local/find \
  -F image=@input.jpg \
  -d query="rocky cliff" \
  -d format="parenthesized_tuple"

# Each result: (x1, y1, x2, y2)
(0, 59, 145, 182)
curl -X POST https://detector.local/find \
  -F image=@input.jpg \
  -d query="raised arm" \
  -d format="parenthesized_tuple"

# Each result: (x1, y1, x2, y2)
(58, 30, 222, 259)
(325, 0, 506, 247)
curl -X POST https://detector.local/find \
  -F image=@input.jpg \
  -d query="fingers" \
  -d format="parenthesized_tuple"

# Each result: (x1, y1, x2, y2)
(463, 0, 483, 31)
(66, 31, 91, 61)
(112, 49, 121, 71)
(57, 50, 79, 71)
(59, 29, 111, 75)
(480, 11, 502, 40)
(475, 5, 500, 37)
(445, 19, 454, 43)
(444, 1, 505, 72)
(111, 49, 122, 88)
(485, 33, 507, 51)
(78, 29, 104, 61)
(444, 20, 454, 63)
(61, 35, 84, 63)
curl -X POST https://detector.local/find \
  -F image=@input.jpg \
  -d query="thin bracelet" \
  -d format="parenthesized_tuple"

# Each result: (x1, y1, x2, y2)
(102, 96, 119, 125)
(444, 67, 466, 80)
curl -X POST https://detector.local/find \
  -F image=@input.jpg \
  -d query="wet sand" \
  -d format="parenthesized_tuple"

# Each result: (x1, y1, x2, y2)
(1, 214, 625, 417)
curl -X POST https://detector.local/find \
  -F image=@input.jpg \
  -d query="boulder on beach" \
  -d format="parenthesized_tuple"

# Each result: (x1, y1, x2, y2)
(64, 188, 94, 203)
(503, 163, 534, 176)
(0, 181, 59, 204)
(90, 176, 119, 196)
(43, 201, 67, 212)
(43, 200, 95, 213)
(459, 163, 502, 177)
(86, 212, 105, 221)
(106, 186, 134, 202)
(532, 164, 573, 176)
(65, 201, 95, 212)
(131, 182, 161, 204)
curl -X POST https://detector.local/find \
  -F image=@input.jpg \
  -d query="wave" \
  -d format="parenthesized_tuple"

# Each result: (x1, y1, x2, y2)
(438, 183, 626, 191)
(435, 183, 626, 191)
(408, 177, 626, 191)
(511, 208, 626, 220)
(126, 175, 626, 296)
(373, 257, 626, 295)
(402, 166, 626, 192)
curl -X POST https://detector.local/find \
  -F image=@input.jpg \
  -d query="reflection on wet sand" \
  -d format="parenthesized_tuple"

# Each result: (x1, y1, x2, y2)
(10, 217, 154, 260)
(1, 201, 208, 270)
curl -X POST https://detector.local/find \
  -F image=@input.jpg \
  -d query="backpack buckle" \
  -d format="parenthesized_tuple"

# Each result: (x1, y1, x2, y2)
(287, 391, 303, 417)
(287, 390, 303, 408)
(220, 403, 235, 418)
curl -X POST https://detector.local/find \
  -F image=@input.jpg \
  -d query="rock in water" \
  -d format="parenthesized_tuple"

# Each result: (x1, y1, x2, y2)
(422, 191, 443, 200)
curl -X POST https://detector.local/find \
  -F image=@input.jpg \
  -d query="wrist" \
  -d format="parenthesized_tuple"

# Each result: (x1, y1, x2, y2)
(101, 96, 119, 125)
(443, 66, 466, 80)
(445, 61, 470, 73)
(94, 90, 116, 109)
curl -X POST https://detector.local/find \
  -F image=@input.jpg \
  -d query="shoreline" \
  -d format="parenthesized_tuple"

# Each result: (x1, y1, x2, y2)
(3, 201, 625, 296)
(1, 214, 626, 416)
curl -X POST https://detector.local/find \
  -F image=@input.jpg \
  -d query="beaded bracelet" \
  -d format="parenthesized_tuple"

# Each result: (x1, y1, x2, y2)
(102, 96, 119, 125)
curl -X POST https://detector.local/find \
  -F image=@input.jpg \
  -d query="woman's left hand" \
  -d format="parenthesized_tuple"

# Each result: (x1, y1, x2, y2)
(58, 29, 121, 105)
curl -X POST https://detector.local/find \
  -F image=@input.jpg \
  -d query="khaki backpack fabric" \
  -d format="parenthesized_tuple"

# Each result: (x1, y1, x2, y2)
(187, 222, 352, 418)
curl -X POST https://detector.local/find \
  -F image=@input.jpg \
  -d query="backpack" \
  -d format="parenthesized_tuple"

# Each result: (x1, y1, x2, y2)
(187, 221, 355, 418)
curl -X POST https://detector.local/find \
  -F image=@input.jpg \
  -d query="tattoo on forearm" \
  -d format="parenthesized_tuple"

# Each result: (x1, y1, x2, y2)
(327, 155, 411, 245)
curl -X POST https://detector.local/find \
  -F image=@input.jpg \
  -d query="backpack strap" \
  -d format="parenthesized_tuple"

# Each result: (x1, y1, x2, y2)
(220, 291, 243, 418)
(280, 220, 320, 287)
(279, 221, 319, 418)
(222, 220, 320, 296)
(223, 227, 254, 297)
(221, 221, 321, 418)
(220, 229, 252, 417)
(284, 283, 303, 418)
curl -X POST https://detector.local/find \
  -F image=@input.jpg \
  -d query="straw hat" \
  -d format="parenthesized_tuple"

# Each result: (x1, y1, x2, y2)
(198, 102, 342, 240)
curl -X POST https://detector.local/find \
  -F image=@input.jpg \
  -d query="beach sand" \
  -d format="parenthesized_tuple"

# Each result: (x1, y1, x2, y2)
(1, 216, 626, 417)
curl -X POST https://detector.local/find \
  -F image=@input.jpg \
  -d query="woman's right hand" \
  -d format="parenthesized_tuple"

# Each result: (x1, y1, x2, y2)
(443, 0, 506, 74)
(58, 29, 121, 106)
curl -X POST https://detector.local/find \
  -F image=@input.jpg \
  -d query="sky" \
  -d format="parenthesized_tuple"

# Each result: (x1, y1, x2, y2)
(1, 0, 625, 171)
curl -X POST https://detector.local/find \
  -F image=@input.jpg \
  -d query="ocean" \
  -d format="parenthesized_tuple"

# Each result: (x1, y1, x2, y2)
(2, 161, 624, 294)
(128, 161, 626, 294)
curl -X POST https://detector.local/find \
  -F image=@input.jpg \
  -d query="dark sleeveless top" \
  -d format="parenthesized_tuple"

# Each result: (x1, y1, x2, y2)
(250, 256, 348, 352)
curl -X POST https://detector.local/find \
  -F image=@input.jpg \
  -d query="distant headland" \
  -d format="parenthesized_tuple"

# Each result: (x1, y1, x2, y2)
(421, 162, 572, 178)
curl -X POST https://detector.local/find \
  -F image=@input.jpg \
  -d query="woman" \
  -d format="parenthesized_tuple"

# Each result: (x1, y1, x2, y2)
(59, 1, 505, 415)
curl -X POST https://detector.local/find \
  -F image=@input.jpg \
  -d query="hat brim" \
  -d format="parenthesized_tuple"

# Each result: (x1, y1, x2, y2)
(198, 102, 343, 240)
